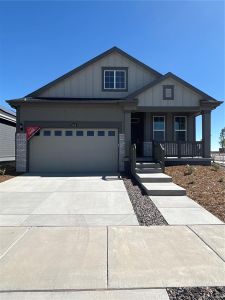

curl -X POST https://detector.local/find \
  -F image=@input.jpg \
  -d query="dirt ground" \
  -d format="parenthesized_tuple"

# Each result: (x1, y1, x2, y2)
(165, 164, 225, 222)
(0, 164, 19, 183)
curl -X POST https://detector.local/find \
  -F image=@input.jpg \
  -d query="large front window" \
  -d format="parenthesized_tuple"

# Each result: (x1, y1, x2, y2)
(103, 69, 127, 90)
(153, 116, 165, 141)
(174, 116, 187, 141)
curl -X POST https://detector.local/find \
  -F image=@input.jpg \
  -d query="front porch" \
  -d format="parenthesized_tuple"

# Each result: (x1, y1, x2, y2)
(127, 109, 212, 166)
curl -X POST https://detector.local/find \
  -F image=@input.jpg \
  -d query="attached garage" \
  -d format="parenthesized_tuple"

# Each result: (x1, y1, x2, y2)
(29, 128, 118, 173)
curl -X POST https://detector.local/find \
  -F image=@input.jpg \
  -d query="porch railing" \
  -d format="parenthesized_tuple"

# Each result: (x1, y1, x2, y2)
(153, 142, 165, 172)
(157, 141, 203, 158)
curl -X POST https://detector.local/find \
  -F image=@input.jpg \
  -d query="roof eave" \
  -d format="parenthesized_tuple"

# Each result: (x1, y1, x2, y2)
(200, 99, 223, 110)
(7, 97, 138, 107)
(0, 114, 16, 123)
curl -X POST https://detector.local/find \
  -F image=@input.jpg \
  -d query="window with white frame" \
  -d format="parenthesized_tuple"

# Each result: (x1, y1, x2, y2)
(153, 116, 165, 141)
(174, 116, 187, 141)
(103, 69, 127, 90)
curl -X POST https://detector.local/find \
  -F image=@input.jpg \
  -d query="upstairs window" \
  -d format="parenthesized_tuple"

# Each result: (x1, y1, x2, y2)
(163, 85, 174, 100)
(103, 68, 127, 91)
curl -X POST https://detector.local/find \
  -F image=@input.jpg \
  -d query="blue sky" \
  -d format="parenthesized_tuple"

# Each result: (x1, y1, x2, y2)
(0, 1, 224, 150)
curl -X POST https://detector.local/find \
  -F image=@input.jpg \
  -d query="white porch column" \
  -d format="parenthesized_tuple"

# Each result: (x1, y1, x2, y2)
(202, 110, 211, 158)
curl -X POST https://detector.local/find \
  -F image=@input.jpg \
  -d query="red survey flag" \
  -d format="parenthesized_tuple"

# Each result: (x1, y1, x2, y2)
(26, 127, 40, 140)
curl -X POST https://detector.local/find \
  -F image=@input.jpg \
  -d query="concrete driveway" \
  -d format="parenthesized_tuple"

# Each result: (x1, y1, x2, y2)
(0, 175, 224, 299)
(0, 174, 138, 226)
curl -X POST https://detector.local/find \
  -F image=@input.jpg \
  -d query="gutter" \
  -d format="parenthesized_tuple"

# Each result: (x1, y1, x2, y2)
(7, 97, 138, 108)
(0, 113, 16, 123)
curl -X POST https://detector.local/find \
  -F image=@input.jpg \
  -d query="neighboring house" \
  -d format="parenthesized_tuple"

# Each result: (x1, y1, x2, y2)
(0, 106, 16, 162)
(7, 47, 222, 173)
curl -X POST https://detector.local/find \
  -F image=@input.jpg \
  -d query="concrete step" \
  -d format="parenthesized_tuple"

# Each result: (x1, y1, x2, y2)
(136, 162, 161, 168)
(141, 182, 186, 196)
(136, 157, 154, 162)
(135, 167, 162, 173)
(136, 173, 172, 183)
(150, 195, 201, 208)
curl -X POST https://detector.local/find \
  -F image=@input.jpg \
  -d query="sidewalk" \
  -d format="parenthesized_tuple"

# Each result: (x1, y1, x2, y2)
(0, 225, 224, 293)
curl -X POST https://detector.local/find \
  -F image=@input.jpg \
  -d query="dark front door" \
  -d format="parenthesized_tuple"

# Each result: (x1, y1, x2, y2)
(131, 112, 144, 156)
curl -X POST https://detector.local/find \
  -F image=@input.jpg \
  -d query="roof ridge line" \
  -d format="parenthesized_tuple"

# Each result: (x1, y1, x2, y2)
(127, 72, 218, 102)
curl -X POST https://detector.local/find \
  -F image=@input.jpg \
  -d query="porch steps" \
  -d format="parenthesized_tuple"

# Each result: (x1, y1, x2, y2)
(140, 182, 186, 196)
(136, 172, 172, 183)
(136, 162, 161, 168)
(136, 157, 154, 162)
(134, 161, 186, 196)
(135, 167, 162, 173)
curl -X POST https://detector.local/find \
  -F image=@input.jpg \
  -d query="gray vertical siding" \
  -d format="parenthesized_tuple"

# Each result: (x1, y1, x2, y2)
(187, 115, 195, 141)
(138, 78, 203, 107)
(38, 52, 157, 99)
(124, 112, 131, 156)
(0, 121, 16, 161)
(166, 113, 173, 140)
(144, 113, 153, 141)
(143, 112, 196, 143)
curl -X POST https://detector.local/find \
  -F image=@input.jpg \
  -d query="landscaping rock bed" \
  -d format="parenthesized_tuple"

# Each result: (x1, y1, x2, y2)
(0, 163, 18, 183)
(167, 287, 225, 300)
(123, 176, 167, 226)
(165, 165, 225, 222)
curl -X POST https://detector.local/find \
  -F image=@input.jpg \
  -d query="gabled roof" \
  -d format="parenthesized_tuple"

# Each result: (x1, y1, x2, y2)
(26, 46, 162, 97)
(127, 72, 220, 103)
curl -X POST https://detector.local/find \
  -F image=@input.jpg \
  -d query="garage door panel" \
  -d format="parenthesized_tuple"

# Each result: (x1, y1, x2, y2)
(29, 129, 118, 173)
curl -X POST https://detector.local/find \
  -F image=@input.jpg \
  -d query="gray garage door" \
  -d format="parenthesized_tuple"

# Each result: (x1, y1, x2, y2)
(29, 128, 118, 173)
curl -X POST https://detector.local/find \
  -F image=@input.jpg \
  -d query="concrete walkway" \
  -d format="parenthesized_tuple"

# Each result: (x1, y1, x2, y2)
(0, 174, 138, 226)
(134, 163, 223, 225)
(0, 290, 170, 300)
(150, 195, 223, 225)
(0, 225, 224, 293)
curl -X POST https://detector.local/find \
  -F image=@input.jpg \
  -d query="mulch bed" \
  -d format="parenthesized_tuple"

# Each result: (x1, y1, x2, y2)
(165, 165, 225, 222)
(123, 175, 167, 226)
(0, 164, 19, 183)
(167, 287, 225, 300)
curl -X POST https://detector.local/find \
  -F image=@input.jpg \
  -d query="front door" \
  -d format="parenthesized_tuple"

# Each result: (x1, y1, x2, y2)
(131, 112, 144, 157)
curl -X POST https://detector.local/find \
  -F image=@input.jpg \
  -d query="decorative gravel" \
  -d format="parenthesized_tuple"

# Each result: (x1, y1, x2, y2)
(123, 176, 167, 226)
(167, 287, 225, 300)
(165, 165, 225, 222)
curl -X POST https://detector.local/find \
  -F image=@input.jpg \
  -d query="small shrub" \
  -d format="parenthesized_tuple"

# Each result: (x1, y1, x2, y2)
(0, 168, 6, 176)
(218, 177, 224, 183)
(211, 162, 220, 172)
(188, 180, 194, 185)
(184, 164, 195, 176)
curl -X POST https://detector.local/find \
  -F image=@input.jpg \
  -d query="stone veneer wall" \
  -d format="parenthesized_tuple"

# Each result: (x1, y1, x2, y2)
(16, 133, 27, 172)
(119, 133, 125, 171)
